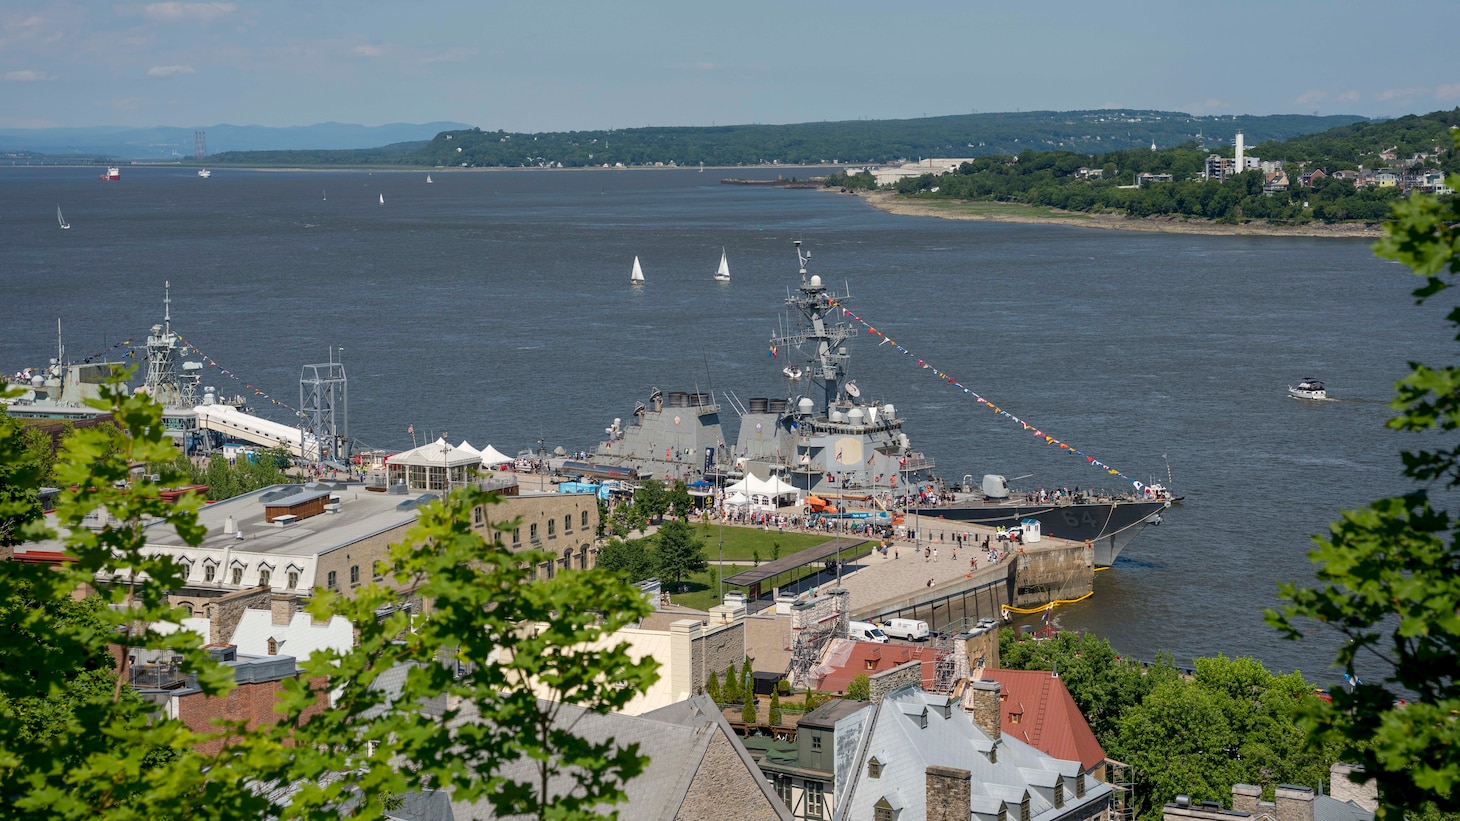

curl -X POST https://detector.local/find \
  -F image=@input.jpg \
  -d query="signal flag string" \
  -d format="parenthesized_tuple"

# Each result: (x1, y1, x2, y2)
(176, 333, 307, 422)
(826, 300, 1146, 492)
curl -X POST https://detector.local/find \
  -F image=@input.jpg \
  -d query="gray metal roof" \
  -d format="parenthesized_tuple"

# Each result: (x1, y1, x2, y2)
(723, 538, 869, 587)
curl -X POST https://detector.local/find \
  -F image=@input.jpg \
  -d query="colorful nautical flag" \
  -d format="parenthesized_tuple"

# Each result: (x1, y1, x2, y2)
(768, 345, 777, 359)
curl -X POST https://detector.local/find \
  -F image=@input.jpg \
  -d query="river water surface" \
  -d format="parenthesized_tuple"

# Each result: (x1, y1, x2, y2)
(1, 165, 1447, 683)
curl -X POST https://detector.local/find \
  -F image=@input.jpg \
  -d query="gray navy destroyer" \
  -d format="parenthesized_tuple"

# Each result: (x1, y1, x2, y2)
(584, 241, 1169, 565)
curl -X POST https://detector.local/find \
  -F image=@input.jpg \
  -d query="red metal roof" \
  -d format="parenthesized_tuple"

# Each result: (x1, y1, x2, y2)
(981, 668, 1105, 771)
(812, 641, 942, 694)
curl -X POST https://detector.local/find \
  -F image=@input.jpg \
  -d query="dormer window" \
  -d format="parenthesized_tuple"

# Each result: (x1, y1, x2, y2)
(868, 757, 882, 778)
(1055, 777, 1064, 808)
(203, 561, 217, 582)
(267, 637, 278, 655)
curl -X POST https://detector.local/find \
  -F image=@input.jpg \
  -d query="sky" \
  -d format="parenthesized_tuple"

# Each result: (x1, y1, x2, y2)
(2, 0, 1458, 132)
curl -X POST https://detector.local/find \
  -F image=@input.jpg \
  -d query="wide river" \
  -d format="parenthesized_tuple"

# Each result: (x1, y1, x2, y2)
(2, 165, 1447, 684)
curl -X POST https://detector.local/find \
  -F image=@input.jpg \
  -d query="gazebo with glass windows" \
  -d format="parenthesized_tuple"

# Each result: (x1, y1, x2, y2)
(385, 438, 482, 492)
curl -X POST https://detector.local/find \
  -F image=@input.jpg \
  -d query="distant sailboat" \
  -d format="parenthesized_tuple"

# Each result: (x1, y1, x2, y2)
(630, 256, 645, 285)
(323, 190, 327, 201)
(426, 174, 433, 183)
(379, 193, 385, 205)
(713, 247, 730, 282)
(57, 206, 69, 230)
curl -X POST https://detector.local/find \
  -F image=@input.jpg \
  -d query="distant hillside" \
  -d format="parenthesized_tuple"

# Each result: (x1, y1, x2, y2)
(1254, 109, 1460, 166)
(0, 121, 472, 160)
(199, 110, 1367, 169)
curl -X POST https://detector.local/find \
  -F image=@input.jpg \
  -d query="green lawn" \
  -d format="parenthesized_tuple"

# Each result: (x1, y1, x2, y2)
(689, 523, 832, 562)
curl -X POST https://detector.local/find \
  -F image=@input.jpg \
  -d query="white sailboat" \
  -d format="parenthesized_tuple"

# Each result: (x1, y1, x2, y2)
(379, 193, 384, 205)
(323, 190, 327, 201)
(426, 174, 433, 183)
(57, 206, 69, 230)
(630, 256, 645, 285)
(713, 247, 730, 282)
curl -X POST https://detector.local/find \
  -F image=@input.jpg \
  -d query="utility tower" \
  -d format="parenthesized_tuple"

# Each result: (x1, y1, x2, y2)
(194, 131, 206, 160)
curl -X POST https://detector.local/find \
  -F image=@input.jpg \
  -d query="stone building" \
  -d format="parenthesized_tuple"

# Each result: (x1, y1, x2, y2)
(86, 479, 599, 616)
(1163, 779, 1374, 821)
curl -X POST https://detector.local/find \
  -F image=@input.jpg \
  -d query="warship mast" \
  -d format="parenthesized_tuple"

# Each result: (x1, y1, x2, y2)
(771, 240, 854, 415)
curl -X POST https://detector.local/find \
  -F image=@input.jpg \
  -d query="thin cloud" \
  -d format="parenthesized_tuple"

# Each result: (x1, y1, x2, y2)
(3, 69, 54, 81)
(1436, 83, 1460, 102)
(147, 65, 196, 77)
(1336, 90, 1360, 104)
(1295, 90, 1327, 106)
(143, 3, 237, 23)
(1376, 86, 1425, 102)
(353, 43, 386, 58)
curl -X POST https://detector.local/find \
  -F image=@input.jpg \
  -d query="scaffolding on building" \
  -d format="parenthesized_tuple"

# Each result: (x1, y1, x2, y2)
(1106, 759, 1135, 821)
(786, 589, 848, 690)
(300, 347, 348, 464)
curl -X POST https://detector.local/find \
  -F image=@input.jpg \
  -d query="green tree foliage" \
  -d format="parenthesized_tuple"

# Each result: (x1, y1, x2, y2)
(769, 691, 782, 726)
(595, 536, 656, 583)
(1268, 132, 1460, 821)
(633, 479, 669, 523)
(654, 519, 707, 586)
(0, 412, 45, 547)
(706, 670, 721, 703)
(723, 663, 742, 703)
(0, 383, 277, 819)
(0, 383, 665, 819)
(846, 674, 871, 701)
(666, 480, 694, 520)
(1107, 656, 1336, 819)
(168, 447, 296, 501)
(999, 628, 1169, 740)
(253, 484, 660, 820)
(742, 696, 756, 725)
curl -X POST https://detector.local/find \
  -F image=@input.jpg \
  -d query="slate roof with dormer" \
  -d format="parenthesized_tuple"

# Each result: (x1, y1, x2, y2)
(836, 685, 1111, 821)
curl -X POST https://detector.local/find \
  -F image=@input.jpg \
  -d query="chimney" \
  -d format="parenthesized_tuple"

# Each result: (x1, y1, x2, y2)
(926, 765, 972, 821)
(965, 679, 1001, 742)
(1232, 784, 1261, 815)
(1274, 785, 1314, 821)
(271, 595, 298, 626)
(1236, 131, 1246, 170)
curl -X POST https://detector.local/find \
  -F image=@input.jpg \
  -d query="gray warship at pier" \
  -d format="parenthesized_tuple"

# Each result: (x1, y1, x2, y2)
(581, 240, 1169, 564)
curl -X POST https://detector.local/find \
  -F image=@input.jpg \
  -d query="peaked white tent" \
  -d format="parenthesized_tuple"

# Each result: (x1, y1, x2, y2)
(479, 444, 513, 467)
(723, 473, 801, 511)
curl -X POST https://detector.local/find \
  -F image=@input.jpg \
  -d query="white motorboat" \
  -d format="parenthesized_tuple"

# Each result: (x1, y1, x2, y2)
(197, 169, 211, 178)
(630, 256, 645, 284)
(713, 247, 730, 282)
(783, 366, 803, 379)
(1288, 379, 1327, 401)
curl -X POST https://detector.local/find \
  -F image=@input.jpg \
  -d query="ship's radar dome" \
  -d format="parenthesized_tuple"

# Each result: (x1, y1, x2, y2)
(829, 410, 845, 423)
(808, 275, 822, 288)
(847, 408, 865, 424)
(797, 397, 814, 415)
(883, 403, 896, 418)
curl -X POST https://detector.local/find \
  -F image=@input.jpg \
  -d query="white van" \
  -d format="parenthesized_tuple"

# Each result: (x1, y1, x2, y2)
(848, 620, 890, 643)
(883, 618, 930, 641)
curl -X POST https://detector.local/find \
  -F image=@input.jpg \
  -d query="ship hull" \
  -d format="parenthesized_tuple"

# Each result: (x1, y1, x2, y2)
(912, 498, 1167, 567)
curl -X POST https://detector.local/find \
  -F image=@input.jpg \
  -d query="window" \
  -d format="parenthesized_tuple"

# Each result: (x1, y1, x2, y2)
(530, 523, 538, 541)
(868, 757, 882, 778)
(512, 528, 521, 545)
(267, 637, 278, 655)
(350, 565, 360, 585)
(1055, 778, 1064, 809)
(287, 570, 299, 589)
(259, 568, 271, 587)
(810, 733, 822, 752)
(547, 518, 555, 537)
(473, 506, 484, 526)
(581, 510, 588, 528)
(327, 570, 337, 590)
(204, 564, 216, 582)
(875, 801, 894, 821)
(1076, 772, 1086, 798)
(231, 567, 243, 585)
(775, 775, 792, 809)
(564, 514, 572, 532)
(1010, 711, 1021, 724)
(806, 782, 824, 817)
